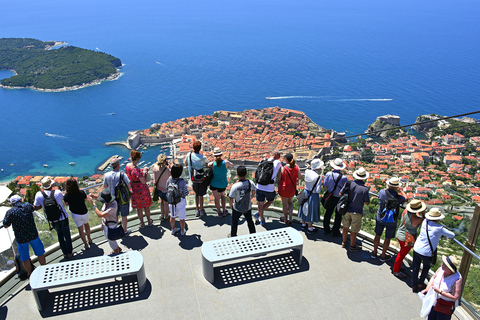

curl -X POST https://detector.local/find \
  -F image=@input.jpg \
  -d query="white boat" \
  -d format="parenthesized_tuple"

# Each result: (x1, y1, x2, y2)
(69, 162, 75, 166)
(45, 133, 50, 136)
(43, 164, 48, 167)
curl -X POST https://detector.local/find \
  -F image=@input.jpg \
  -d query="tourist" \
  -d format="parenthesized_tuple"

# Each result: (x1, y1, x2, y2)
(322, 158, 348, 237)
(228, 165, 256, 237)
(103, 157, 133, 234)
(412, 208, 455, 292)
(64, 177, 92, 250)
(278, 153, 302, 225)
(341, 167, 370, 252)
(126, 150, 153, 228)
(421, 256, 462, 320)
(371, 177, 406, 262)
(2, 195, 46, 277)
(184, 141, 208, 217)
(298, 159, 323, 234)
(254, 150, 282, 225)
(152, 154, 171, 222)
(88, 189, 122, 255)
(34, 176, 73, 259)
(167, 164, 189, 236)
(208, 147, 234, 217)
(392, 199, 425, 279)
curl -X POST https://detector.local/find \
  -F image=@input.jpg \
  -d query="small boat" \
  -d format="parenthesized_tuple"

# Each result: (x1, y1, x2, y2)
(43, 164, 48, 167)
(161, 146, 168, 149)
(10, 163, 14, 166)
(143, 147, 147, 150)
(69, 162, 75, 166)
(266, 97, 272, 100)
(1, 169, 3, 172)
(45, 133, 50, 136)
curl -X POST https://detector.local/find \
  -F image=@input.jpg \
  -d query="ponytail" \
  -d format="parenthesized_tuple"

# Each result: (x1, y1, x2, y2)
(289, 159, 296, 168)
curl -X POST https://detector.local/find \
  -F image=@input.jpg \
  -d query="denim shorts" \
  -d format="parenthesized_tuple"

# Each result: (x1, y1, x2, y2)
(157, 189, 168, 202)
(375, 218, 397, 239)
(17, 237, 45, 261)
(256, 189, 276, 202)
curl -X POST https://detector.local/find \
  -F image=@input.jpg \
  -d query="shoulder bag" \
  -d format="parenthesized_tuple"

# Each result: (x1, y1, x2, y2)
(426, 221, 438, 265)
(321, 172, 342, 208)
(105, 221, 125, 240)
(152, 167, 167, 201)
(402, 210, 416, 247)
(296, 175, 321, 205)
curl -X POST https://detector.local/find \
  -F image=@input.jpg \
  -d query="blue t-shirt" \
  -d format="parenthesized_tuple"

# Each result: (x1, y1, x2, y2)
(342, 180, 370, 214)
(210, 160, 228, 188)
(3, 202, 38, 244)
(323, 170, 348, 197)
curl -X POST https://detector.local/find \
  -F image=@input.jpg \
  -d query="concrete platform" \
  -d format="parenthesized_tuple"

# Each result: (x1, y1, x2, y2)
(0, 208, 458, 320)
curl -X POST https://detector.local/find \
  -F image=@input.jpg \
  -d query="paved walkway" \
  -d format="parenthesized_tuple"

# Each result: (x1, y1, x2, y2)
(0, 208, 457, 320)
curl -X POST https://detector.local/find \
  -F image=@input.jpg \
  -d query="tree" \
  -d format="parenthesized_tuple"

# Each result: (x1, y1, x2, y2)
(361, 149, 375, 163)
(25, 184, 40, 204)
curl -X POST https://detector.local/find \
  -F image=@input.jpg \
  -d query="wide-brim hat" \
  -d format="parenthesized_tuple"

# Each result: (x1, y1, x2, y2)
(387, 177, 401, 188)
(213, 147, 223, 157)
(41, 176, 55, 189)
(353, 167, 369, 180)
(442, 255, 458, 273)
(310, 159, 324, 170)
(97, 188, 114, 204)
(406, 199, 427, 213)
(425, 208, 445, 221)
(157, 154, 167, 164)
(330, 158, 346, 170)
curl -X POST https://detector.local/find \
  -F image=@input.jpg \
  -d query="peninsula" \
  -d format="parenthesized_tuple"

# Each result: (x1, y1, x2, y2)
(0, 38, 122, 91)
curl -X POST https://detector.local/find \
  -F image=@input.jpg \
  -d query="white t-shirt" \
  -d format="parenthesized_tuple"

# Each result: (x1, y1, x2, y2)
(256, 158, 282, 193)
(34, 189, 69, 221)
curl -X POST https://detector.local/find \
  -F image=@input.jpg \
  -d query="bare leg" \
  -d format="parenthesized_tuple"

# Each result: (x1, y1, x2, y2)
(342, 227, 349, 244)
(161, 200, 169, 219)
(195, 195, 200, 211)
(220, 192, 226, 212)
(381, 238, 391, 258)
(212, 190, 221, 213)
(180, 219, 186, 231)
(257, 201, 265, 221)
(170, 216, 176, 230)
(373, 234, 381, 255)
(22, 260, 32, 276)
(287, 197, 294, 221)
(144, 206, 152, 224)
(281, 197, 289, 221)
(38, 255, 46, 265)
(77, 226, 87, 247)
(350, 232, 357, 247)
(122, 216, 128, 232)
(137, 208, 144, 227)
(199, 195, 204, 211)
(84, 223, 92, 243)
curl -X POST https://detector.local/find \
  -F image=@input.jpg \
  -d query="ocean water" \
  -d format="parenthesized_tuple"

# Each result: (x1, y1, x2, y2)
(1, 0, 479, 181)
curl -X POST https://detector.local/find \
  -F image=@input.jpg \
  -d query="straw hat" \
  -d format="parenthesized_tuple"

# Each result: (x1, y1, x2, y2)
(425, 208, 445, 221)
(310, 159, 324, 170)
(213, 147, 223, 157)
(41, 176, 55, 189)
(442, 255, 458, 273)
(330, 158, 346, 170)
(387, 177, 401, 188)
(353, 167, 369, 180)
(406, 199, 427, 213)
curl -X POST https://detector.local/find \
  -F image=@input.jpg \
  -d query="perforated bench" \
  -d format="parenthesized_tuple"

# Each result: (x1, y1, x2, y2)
(201, 227, 303, 283)
(29, 251, 146, 311)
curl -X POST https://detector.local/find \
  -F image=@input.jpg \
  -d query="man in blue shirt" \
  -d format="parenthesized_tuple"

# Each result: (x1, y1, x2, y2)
(322, 158, 348, 237)
(371, 177, 406, 262)
(341, 167, 370, 252)
(3, 195, 46, 278)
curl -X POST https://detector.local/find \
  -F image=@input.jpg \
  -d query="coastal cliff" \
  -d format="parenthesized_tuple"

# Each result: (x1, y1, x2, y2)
(365, 114, 401, 138)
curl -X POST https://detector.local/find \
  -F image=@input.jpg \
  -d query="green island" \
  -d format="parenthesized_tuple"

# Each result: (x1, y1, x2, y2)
(0, 38, 122, 91)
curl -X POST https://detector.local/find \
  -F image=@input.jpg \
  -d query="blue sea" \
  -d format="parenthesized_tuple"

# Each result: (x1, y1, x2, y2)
(1, 0, 479, 182)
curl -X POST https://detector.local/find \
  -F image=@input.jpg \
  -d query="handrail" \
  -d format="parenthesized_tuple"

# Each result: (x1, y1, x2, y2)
(80, 183, 103, 191)
(452, 238, 480, 262)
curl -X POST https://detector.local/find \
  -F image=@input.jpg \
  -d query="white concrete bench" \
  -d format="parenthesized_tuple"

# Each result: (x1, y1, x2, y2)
(201, 227, 303, 283)
(29, 251, 146, 311)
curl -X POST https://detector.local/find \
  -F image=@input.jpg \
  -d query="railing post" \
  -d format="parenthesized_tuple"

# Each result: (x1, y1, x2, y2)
(459, 204, 480, 300)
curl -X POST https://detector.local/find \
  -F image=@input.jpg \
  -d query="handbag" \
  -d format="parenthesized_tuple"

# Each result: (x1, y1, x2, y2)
(426, 221, 438, 265)
(402, 210, 416, 247)
(419, 288, 438, 317)
(105, 221, 125, 240)
(321, 173, 342, 208)
(284, 165, 299, 196)
(152, 167, 167, 201)
(297, 175, 321, 205)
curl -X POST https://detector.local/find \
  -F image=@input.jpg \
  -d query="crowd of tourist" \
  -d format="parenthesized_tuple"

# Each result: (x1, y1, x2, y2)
(2, 142, 462, 319)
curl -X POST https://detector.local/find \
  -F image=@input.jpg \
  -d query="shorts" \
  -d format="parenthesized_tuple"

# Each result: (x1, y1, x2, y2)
(375, 218, 397, 239)
(170, 198, 187, 220)
(342, 212, 363, 233)
(157, 189, 168, 202)
(192, 180, 208, 196)
(117, 203, 130, 217)
(17, 237, 45, 262)
(210, 186, 226, 193)
(71, 212, 89, 227)
(256, 189, 276, 202)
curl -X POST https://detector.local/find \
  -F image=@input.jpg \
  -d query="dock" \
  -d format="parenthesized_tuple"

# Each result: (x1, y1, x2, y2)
(97, 155, 119, 171)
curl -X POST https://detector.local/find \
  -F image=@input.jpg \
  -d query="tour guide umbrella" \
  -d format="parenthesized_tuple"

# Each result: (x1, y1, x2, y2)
(0, 206, 16, 254)
(0, 185, 13, 204)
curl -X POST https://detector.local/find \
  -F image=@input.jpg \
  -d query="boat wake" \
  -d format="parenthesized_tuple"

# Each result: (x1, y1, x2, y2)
(266, 96, 326, 100)
(334, 98, 393, 102)
(45, 133, 68, 139)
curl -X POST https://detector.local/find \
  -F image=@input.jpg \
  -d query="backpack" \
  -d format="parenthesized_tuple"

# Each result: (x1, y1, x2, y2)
(14, 254, 34, 281)
(379, 189, 400, 223)
(166, 179, 182, 205)
(255, 159, 275, 185)
(234, 180, 252, 213)
(336, 180, 351, 216)
(115, 172, 131, 206)
(41, 190, 63, 222)
(189, 153, 206, 183)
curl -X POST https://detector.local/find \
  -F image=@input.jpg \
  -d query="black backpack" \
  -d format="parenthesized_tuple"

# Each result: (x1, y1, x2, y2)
(166, 179, 182, 205)
(41, 190, 63, 222)
(255, 159, 275, 185)
(336, 180, 351, 216)
(15, 254, 34, 280)
(115, 172, 131, 206)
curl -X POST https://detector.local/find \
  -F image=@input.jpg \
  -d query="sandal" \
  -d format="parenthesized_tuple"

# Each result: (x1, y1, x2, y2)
(288, 220, 293, 226)
(148, 219, 154, 226)
(84, 243, 90, 250)
(280, 216, 286, 222)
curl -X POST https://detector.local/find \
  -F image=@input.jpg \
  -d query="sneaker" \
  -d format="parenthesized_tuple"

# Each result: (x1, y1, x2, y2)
(217, 210, 223, 218)
(223, 209, 229, 216)
(195, 210, 201, 217)
(342, 242, 347, 248)
(260, 220, 266, 226)
(301, 224, 307, 230)
(307, 228, 318, 235)
(254, 212, 260, 223)
(124, 228, 132, 236)
(371, 252, 378, 259)
(393, 271, 407, 279)
(180, 229, 186, 236)
(349, 245, 362, 252)
(171, 227, 180, 235)
(380, 254, 392, 262)
(200, 209, 206, 216)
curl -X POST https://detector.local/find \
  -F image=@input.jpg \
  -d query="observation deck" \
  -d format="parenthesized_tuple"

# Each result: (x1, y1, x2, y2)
(0, 207, 474, 320)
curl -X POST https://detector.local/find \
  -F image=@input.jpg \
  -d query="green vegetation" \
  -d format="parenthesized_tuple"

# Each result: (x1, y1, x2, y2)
(0, 38, 121, 90)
